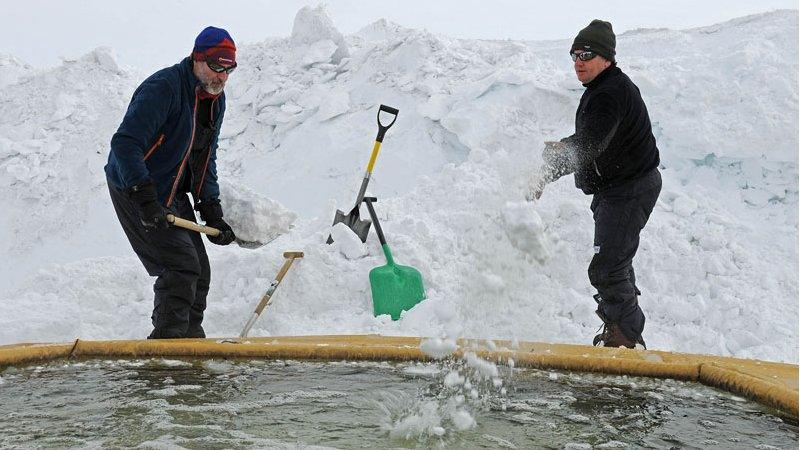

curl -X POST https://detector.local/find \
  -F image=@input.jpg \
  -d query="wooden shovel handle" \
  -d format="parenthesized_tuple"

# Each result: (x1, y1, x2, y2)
(254, 252, 305, 314)
(239, 251, 304, 337)
(166, 214, 220, 237)
(274, 255, 299, 284)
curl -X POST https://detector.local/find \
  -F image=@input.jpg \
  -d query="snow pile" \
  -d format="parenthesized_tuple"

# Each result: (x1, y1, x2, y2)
(0, 47, 140, 287)
(0, 53, 34, 89)
(0, 9, 796, 363)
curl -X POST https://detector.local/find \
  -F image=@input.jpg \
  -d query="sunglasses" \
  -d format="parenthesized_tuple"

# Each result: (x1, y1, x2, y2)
(571, 51, 598, 62)
(206, 61, 237, 74)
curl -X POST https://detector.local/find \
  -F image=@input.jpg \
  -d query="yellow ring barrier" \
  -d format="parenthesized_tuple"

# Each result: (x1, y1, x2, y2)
(1, 335, 796, 419)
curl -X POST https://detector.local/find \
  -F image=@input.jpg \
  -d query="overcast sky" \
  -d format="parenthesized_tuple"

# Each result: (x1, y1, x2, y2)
(3, 0, 797, 71)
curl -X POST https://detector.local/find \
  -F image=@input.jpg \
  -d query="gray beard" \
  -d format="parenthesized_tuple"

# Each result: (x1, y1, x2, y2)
(202, 82, 224, 95)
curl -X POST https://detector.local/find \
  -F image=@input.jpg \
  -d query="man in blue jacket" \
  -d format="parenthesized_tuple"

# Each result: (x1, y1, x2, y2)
(529, 20, 661, 349)
(105, 27, 238, 339)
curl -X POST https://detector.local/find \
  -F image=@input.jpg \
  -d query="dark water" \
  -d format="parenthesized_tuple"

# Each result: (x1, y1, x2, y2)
(0, 358, 796, 449)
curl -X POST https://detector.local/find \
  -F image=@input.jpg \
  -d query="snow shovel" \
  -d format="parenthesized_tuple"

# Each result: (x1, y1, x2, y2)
(362, 197, 425, 320)
(166, 214, 261, 248)
(327, 104, 399, 244)
(239, 251, 304, 338)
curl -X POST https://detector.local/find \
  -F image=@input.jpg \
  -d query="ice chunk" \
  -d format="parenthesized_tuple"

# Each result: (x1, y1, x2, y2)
(291, 5, 350, 63)
(329, 222, 367, 259)
(502, 201, 552, 263)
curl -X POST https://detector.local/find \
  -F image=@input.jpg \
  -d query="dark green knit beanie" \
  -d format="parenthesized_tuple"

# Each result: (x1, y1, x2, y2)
(571, 19, 616, 62)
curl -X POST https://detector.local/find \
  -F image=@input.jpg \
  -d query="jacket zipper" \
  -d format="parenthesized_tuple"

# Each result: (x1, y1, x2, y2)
(195, 97, 218, 199)
(196, 151, 213, 198)
(143, 134, 165, 160)
(167, 89, 199, 207)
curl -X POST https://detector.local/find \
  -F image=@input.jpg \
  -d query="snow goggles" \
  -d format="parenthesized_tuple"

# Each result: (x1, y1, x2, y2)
(206, 60, 237, 74)
(571, 51, 598, 62)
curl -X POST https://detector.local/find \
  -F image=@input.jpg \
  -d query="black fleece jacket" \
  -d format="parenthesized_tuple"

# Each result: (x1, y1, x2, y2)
(549, 65, 660, 194)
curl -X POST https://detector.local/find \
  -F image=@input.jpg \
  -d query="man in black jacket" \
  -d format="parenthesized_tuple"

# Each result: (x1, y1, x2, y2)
(529, 20, 661, 348)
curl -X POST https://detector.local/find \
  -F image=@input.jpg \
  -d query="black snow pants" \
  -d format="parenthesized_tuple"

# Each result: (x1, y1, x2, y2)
(589, 168, 661, 341)
(108, 181, 210, 339)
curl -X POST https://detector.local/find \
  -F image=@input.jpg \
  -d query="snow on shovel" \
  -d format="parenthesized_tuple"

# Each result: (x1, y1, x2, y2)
(327, 104, 398, 244)
(362, 197, 425, 320)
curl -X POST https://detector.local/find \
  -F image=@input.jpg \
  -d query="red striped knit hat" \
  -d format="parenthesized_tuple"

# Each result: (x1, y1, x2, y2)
(192, 26, 236, 65)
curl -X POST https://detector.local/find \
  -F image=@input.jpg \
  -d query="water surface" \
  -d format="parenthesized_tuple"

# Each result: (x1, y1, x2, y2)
(0, 358, 795, 449)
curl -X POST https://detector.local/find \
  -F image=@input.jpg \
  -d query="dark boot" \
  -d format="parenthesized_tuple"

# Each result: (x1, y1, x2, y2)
(185, 325, 206, 339)
(593, 322, 641, 348)
(147, 328, 185, 339)
(593, 295, 646, 349)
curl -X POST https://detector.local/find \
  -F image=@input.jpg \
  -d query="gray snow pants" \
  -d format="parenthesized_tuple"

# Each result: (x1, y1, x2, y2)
(589, 168, 661, 341)
(108, 181, 210, 339)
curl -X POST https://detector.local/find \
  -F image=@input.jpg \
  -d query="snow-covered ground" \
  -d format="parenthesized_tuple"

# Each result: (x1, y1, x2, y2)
(0, 7, 796, 364)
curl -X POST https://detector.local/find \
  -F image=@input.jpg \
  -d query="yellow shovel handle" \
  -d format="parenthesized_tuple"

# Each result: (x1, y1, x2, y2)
(365, 141, 382, 174)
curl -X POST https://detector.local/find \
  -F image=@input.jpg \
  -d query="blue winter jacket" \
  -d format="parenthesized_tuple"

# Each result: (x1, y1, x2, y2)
(105, 57, 225, 207)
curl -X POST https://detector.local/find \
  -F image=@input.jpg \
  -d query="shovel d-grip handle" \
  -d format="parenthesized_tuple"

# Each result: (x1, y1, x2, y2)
(360, 105, 400, 203)
(167, 214, 220, 237)
(376, 104, 399, 143)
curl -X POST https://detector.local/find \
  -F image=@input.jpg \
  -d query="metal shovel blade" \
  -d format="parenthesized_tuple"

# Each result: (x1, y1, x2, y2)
(327, 206, 372, 244)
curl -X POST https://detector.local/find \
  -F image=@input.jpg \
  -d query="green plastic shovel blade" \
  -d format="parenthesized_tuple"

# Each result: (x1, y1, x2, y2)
(370, 244, 426, 320)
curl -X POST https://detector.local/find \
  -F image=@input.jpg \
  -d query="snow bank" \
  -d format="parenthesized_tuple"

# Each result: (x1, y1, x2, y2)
(0, 53, 35, 89)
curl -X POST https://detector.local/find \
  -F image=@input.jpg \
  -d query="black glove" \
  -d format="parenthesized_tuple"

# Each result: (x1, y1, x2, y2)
(206, 218, 235, 245)
(196, 199, 235, 245)
(128, 181, 169, 230)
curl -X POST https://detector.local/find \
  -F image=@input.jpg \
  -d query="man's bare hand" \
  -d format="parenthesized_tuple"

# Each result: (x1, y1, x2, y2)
(542, 141, 567, 166)
(527, 141, 568, 202)
(544, 141, 567, 151)
(525, 175, 547, 202)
